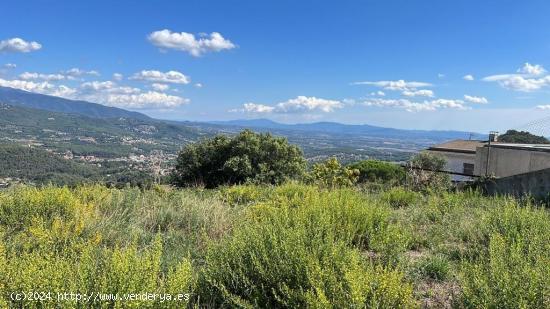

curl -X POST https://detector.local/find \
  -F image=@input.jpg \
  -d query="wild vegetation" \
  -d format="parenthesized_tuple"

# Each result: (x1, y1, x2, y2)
(1, 180, 548, 307)
(498, 129, 550, 144)
(1, 132, 549, 308)
(0, 143, 155, 187)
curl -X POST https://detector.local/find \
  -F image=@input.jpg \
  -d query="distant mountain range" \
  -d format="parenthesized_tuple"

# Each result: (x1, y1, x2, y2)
(210, 119, 486, 141)
(0, 86, 488, 164)
(0, 86, 150, 120)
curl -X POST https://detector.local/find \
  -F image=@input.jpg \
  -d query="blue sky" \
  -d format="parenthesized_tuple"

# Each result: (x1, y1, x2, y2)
(2, 0, 550, 132)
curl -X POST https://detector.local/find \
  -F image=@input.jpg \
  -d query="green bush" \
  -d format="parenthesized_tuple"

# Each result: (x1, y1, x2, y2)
(309, 157, 359, 188)
(406, 152, 450, 192)
(198, 196, 415, 307)
(415, 255, 450, 281)
(171, 130, 306, 188)
(459, 202, 550, 308)
(382, 187, 421, 208)
(348, 159, 405, 184)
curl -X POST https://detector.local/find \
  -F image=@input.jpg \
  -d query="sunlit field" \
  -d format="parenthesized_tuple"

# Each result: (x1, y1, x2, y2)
(1, 183, 548, 308)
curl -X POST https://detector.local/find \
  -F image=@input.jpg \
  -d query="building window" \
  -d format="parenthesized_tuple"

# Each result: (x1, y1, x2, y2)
(463, 163, 474, 175)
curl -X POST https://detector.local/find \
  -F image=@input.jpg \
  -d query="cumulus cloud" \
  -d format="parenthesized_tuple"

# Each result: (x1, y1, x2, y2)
(3, 63, 16, 69)
(240, 96, 343, 114)
(517, 63, 546, 76)
(0, 75, 188, 110)
(464, 95, 488, 104)
(130, 70, 190, 84)
(80, 81, 117, 91)
(402, 89, 434, 97)
(194, 83, 203, 88)
(0, 78, 76, 98)
(151, 83, 169, 91)
(112, 73, 123, 81)
(463, 74, 474, 81)
(362, 98, 468, 112)
(483, 63, 550, 92)
(104, 91, 188, 109)
(19, 72, 67, 81)
(243, 103, 275, 113)
(148, 29, 236, 57)
(0, 38, 42, 53)
(536, 105, 550, 110)
(63, 68, 100, 77)
(352, 79, 432, 91)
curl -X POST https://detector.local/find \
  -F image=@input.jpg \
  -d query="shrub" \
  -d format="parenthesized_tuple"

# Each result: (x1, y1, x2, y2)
(348, 159, 405, 185)
(309, 157, 359, 188)
(198, 211, 414, 308)
(459, 202, 550, 308)
(171, 130, 306, 188)
(406, 152, 450, 192)
(415, 255, 450, 281)
(382, 187, 421, 208)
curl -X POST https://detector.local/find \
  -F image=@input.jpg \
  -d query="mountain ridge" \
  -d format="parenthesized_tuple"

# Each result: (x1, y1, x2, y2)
(0, 86, 150, 120)
(209, 119, 487, 141)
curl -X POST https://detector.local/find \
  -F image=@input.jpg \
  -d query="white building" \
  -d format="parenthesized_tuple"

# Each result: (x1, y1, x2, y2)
(428, 137, 550, 181)
(427, 140, 486, 181)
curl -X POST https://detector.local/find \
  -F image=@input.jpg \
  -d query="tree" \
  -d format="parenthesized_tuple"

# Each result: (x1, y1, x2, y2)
(498, 130, 549, 144)
(406, 152, 450, 191)
(309, 157, 359, 188)
(171, 130, 306, 188)
(347, 160, 405, 184)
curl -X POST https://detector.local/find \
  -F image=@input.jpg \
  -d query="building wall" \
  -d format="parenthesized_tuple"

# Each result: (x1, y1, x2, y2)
(474, 146, 550, 178)
(427, 150, 476, 181)
(483, 167, 550, 199)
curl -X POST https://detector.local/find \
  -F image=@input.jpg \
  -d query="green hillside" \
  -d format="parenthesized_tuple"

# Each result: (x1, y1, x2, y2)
(0, 103, 203, 158)
(0, 143, 98, 185)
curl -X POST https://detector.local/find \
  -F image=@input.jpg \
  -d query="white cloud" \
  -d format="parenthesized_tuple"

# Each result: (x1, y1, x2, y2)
(0, 75, 188, 110)
(463, 74, 474, 81)
(148, 29, 236, 57)
(241, 96, 343, 114)
(80, 81, 117, 91)
(483, 74, 550, 92)
(483, 63, 550, 92)
(402, 89, 434, 97)
(438, 73, 445, 79)
(464, 95, 488, 104)
(3, 63, 16, 69)
(352, 79, 432, 91)
(19, 72, 67, 81)
(370, 90, 385, 96)
(536, 105, 550, 110)
(105, 91, 189, 109)
(130, 70, 190, 84)
(518, 63, 546, 76)
(194, 83, 203, 88)
(0, 78, 76, 98)
(63, 68, 100, 77)
(112, 73, 123, 81)
(363, 98, 468, 112)
(0, 38, 42, 53)
(243, 103, 275, 113)
(151, 83, 169, 91)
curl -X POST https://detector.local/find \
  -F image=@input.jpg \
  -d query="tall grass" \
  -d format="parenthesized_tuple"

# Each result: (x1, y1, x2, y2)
(0, 183, 548, 307)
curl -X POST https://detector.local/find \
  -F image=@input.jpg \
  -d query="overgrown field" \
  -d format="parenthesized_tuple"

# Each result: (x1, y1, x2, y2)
(0, 184, 548, 308)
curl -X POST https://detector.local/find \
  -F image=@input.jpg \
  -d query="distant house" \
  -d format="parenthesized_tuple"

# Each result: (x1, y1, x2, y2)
(427, 134, 550, 181)
(427, 140, 487, 181)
